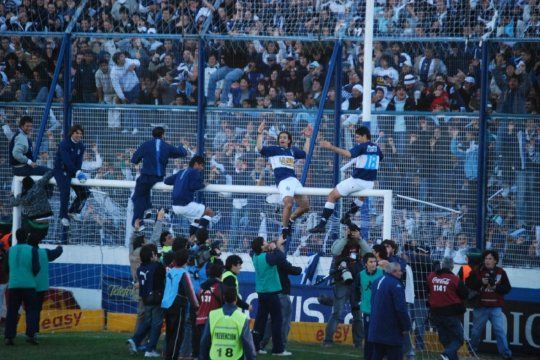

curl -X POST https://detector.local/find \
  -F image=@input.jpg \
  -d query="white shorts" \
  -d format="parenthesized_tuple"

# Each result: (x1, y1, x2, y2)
(277, 177, 303, 202)
(172, 202, 205, 222)
(336, 177, 374, 197)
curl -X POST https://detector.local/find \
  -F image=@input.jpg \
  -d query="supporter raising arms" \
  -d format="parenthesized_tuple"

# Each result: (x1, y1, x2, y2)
(256, 120, 311, 238)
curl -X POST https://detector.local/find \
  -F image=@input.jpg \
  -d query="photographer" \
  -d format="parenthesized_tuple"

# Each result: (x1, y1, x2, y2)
(323, 226, 370, 348)
(466, 250, 512, 360)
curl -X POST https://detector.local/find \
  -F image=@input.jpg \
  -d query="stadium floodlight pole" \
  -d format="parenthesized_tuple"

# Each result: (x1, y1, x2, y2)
(32, 37, 67, 160)
(300, 43, 340, 185)
(12, 177, 393, 242)
(476, 40, 490, 250)
(362, 0, 375, 125)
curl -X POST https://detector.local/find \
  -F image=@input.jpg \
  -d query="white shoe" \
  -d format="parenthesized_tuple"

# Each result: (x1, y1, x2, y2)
(273, 351, 292, 356)
(68, 213, 83, 222)
(144, 350, 161, 357)
(126, 338, 137, 354)
(258, 349, 268, 354)
(61, 218, 70, 227)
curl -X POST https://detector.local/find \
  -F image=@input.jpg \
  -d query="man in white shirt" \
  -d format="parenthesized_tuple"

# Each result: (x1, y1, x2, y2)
(110, 51, 141, 134)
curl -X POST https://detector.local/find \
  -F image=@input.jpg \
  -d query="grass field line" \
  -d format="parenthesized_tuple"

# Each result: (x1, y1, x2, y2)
(287, 345, 360, 358)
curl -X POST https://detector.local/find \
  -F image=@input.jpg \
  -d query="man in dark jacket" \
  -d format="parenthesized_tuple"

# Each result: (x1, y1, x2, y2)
(164, 155, 214, 238)
(427, 257, 468, 360)
(53, 125, 89, 227)
(368, 262, 411, 360)
(131, 126, 188, 228)
(13, 171, 55, 244)
(466, 250, 512, 360)
(127, 244, 166, 357)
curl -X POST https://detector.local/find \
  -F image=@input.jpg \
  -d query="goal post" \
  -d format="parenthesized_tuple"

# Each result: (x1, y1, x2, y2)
(11, 176, 393, 244)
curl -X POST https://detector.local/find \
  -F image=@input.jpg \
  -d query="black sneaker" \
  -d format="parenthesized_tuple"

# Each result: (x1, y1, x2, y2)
(309, 222, 326, 233)
(282, 227, 291, 238)
(4, 338, 14, 346)
(340, 212, 351, 225)
(26, 336, 38, 345)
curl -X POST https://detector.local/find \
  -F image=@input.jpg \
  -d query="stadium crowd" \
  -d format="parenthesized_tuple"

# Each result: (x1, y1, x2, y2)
(0, 0, 539, 260)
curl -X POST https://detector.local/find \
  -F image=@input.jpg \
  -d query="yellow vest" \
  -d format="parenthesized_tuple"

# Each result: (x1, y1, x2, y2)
(209, 308, 246, 360)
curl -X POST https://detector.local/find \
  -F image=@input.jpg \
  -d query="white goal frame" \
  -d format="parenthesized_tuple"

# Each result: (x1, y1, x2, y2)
(11, 177, 392, 244)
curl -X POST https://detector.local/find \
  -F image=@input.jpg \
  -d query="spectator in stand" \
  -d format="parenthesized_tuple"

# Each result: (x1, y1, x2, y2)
(207, 41, 248, 106)
(95, 58, 116, 106)
(466, 250, 512, 360)
(110, 51, 141, 133)
(9, 115, 50, 176)
(444, 233, 471, 265)
(415, 47, 447, 85)
(73, 50, 98, 103)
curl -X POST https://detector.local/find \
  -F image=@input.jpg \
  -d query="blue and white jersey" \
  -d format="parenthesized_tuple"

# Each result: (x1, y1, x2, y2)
(349, 141, 384, 181)
(259, 145, 306, 185)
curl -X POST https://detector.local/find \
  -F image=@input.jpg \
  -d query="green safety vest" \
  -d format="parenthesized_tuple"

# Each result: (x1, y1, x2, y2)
(35, 248, 50, 292)
(222, 270, 239, 292)
(209, 308, 246, 360)
(8, 244, 36, 289)
(359, 268, 383, 315)
(252, 253, 281, 293)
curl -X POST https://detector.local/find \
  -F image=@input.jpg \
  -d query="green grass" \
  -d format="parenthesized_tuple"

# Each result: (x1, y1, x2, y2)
(0, 332, 359, 360)
(0, 331, 531, 359)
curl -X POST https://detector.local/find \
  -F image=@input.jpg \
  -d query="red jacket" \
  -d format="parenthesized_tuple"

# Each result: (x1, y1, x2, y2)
(466, 265, 511, 308)
(196, 278, 223, 326)
(427, 269, 467, 316)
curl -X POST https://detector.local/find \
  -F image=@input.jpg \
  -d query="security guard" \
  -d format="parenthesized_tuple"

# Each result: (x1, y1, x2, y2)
(199, 286, 255, 360)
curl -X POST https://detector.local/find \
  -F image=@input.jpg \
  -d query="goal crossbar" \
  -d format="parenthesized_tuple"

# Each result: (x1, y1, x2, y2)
(11, 176, 393, 243)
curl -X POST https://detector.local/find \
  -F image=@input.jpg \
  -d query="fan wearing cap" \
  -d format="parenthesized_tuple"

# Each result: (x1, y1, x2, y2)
(343, 84, 363, 110)
(256, 120, 311, 238)
(303, 61, 323, 94)
(449, 75, 475, 112)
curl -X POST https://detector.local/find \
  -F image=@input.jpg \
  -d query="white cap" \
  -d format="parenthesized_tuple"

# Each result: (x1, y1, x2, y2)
(352, 84, 363, 93)
(465, 76, 475, 84)
(404, 74, 416, 85)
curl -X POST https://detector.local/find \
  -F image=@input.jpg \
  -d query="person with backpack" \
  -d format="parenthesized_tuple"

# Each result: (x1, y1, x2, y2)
(193, 262, 225, 359)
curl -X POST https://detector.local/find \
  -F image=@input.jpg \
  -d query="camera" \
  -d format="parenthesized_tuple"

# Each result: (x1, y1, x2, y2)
(487, 270, 497, 287)
(338, 261, 353, 285)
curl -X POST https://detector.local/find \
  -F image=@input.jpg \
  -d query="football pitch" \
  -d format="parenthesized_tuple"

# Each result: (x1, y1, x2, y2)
(0, 332, 531, 359)
(0, 332, 358, 360)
